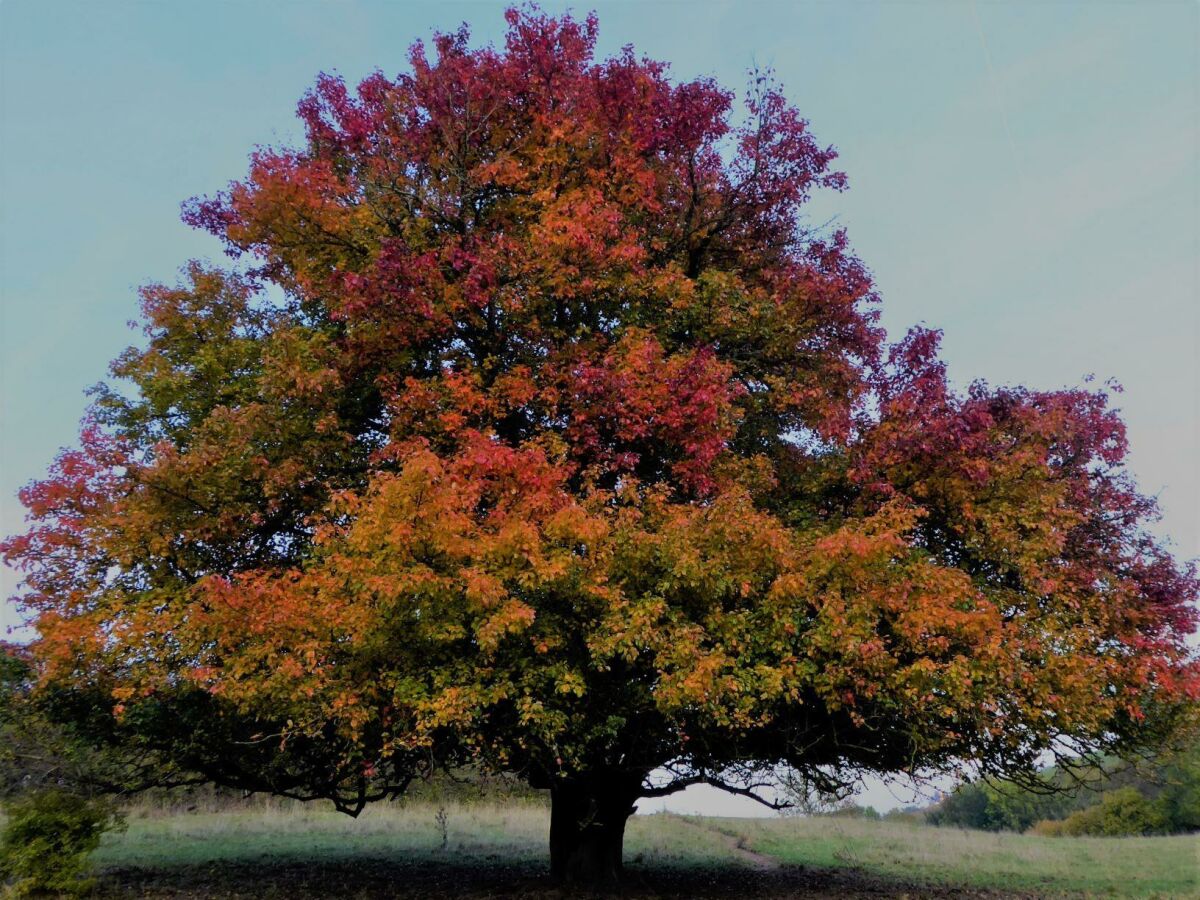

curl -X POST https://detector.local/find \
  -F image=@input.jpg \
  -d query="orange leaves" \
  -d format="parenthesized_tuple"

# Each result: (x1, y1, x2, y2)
(741, 500, 1018, 745)
(476, 599, 537, 652)
(463, 569, 506, 610)
(217, 152, 369, 293)
(658, 647, 731, 710)
(148, 441, 595, 745)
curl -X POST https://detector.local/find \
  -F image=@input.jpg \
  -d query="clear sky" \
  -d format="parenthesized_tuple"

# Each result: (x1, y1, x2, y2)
(1, 0, 1197, 814)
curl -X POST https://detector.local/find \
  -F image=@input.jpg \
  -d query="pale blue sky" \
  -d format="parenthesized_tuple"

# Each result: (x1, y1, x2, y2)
(1, 1, 1197, 812)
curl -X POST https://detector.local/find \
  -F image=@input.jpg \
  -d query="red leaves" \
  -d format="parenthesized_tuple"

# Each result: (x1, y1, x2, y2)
(555, 331, 741, 494)
(502, 6, 598, 87)
(1, 421, 126, 595)
(297, 71, 383, 155)
(847, 328, 1200, 739)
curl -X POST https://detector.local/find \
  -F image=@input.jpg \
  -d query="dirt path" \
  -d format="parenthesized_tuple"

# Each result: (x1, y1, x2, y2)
(673, 815, 781, 871)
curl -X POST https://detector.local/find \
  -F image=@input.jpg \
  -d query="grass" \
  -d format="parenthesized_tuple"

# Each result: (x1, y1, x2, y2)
(82, 799, 1199, 898)
(92, 799, 738, 871)
(713, 815, 1199, 897)
(97, 800, 550, 869)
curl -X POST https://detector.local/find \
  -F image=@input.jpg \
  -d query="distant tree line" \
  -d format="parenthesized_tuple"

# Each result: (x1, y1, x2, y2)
(927, 748, 1200, 836)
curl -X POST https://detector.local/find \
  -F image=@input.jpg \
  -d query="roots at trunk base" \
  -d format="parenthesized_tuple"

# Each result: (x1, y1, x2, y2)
(548, 776, 641, 885)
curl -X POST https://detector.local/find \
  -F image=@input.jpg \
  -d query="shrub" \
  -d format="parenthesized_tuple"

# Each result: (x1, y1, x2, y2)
(1030, 817, 1068, 837)
(927, 782, 990, 829)
(0, 790, 122, 896)
(1037, 787, 1169, 837)
(930, 740, 1200, 835)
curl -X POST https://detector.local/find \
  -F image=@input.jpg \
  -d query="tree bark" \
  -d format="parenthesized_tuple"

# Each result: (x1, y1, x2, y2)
(548, 773, 640, 886)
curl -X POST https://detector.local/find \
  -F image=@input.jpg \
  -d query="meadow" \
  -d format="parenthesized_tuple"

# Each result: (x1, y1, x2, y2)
(83, 798, 1199, 898)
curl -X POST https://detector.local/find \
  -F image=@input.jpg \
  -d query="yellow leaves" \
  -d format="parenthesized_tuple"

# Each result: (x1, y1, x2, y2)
(660, 649, 726, 708)
(422, 686, 476, 730)
(589, 595, 666, 663)
(543, 502, 607, 548)
(555, 670, 586, 697)
(516, 696, 546, 727)
(110, 685, 135, 703)
(767, 572, 808, 604)
(752, 664, 787, 702)
(475, 598, 537, 652)
(486, 517, 543, 573)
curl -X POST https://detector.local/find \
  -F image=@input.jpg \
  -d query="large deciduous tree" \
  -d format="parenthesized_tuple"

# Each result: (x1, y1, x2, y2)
(3, 8, 1197, 885)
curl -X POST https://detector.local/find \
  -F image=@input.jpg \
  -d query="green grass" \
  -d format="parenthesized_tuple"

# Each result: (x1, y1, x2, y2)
(93, 799, 738, 871)
(85, 800, 1200, 898)
(713, 815, 1200, 897)
(96, 801, 548, 869)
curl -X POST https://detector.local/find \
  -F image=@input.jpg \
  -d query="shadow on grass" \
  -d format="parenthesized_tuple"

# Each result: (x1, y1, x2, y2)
(95, 855, 1039, 898)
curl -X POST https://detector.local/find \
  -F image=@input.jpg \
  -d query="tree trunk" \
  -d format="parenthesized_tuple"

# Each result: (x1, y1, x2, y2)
(548, 774, 640, 887)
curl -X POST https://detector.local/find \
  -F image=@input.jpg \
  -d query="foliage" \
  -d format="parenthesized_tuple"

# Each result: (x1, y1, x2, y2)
(1033, 787, 1169, 837)
(1, 643, 108, 798)
(928, 779, 1081, 832)
(880, 807, 924, 825)
(0, 646, 30, 797)
(0, 645, 156, 896)
(0, 789, 123, 897)
(930, 741, 1200, 834)
(0, 643, 203, 802)
(1156, 743, 1200, 832)
(2, 4, 1197, 876)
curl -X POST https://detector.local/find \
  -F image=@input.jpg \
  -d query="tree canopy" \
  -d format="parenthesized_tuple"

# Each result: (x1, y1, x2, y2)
(3, 7, 1197, 885)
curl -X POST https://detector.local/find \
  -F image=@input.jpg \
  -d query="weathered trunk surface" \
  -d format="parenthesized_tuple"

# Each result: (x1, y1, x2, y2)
(548, 774, 640, 887)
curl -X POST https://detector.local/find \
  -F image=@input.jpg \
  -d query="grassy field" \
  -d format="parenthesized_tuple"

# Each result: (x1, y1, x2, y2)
(713, 816, 1198, 897)
(84, 799, 1198, 898)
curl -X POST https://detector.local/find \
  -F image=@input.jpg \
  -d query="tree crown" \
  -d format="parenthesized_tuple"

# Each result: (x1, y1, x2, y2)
(3, 6, 1197, 812)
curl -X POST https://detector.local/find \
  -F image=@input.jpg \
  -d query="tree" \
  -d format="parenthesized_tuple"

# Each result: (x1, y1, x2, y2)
(930, 742, 1200, 834)
(3, 7, 1198, 886)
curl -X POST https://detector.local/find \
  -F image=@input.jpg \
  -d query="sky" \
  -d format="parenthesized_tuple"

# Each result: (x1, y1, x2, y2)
(1, 0, 1197, 815)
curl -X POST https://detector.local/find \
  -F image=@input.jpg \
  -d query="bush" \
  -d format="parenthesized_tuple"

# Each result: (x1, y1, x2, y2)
(928, 741, 1200, 835)
(928, 779, 1080, 832)
(1157, 745, 1200, 832)
(927, 782, 991, 829)
(0, 790, 123, 896)
(1034, 787, 1170, 837)
(1030, 817, 1068, 837)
